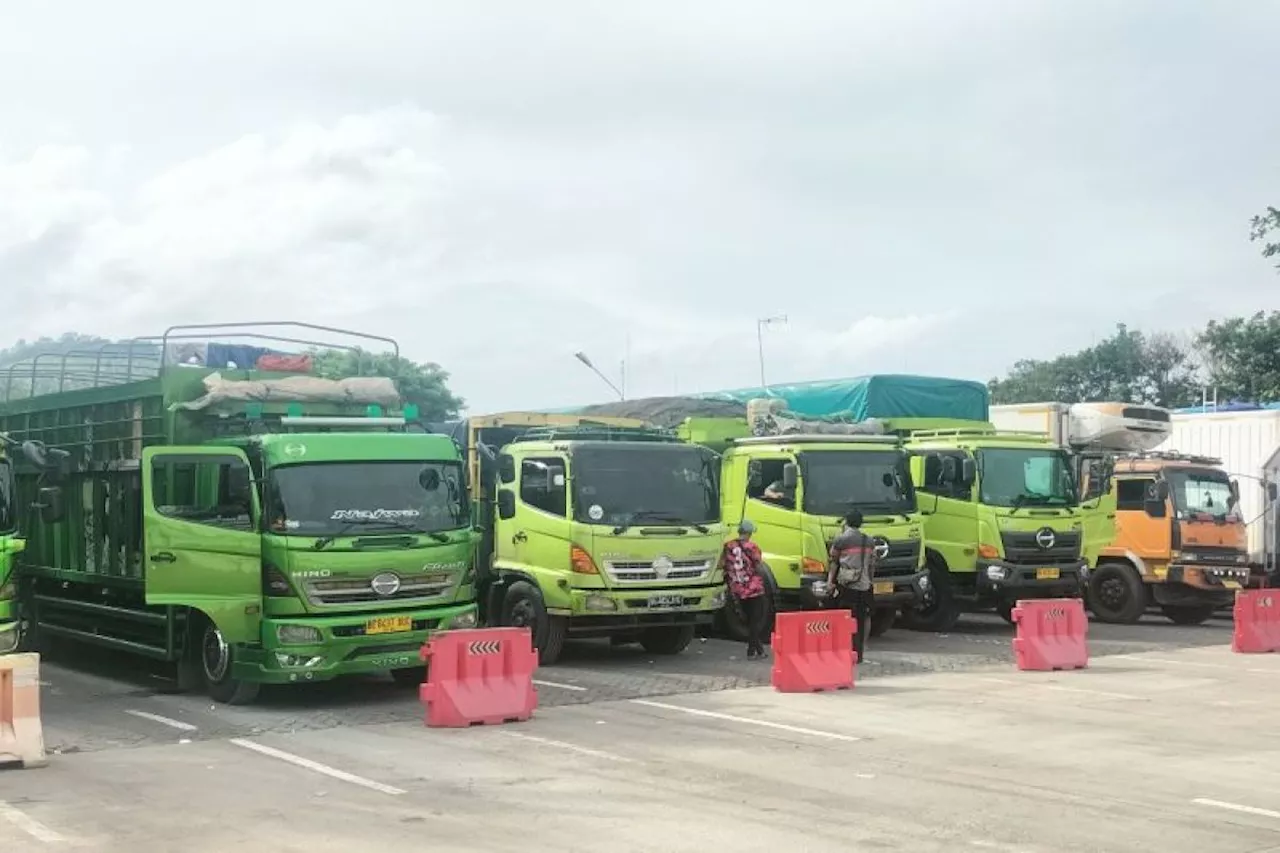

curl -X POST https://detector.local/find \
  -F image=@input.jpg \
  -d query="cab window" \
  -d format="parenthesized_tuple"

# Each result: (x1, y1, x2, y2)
(519, 457, 567, 517)
(1115, 478, 1153, 511)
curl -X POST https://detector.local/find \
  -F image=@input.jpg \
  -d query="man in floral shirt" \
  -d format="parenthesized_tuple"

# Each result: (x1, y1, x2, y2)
(722, 520, 769, 659)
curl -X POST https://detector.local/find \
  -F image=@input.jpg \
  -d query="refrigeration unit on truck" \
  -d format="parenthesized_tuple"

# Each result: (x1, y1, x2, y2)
(439, 412, 726, 664)
(991, 401, 1250, 624)
(0, 323, 478, 703)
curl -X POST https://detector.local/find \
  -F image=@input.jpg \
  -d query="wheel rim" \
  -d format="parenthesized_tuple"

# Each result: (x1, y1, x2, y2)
(202, 625, 231, 683)
(1097, 575, 1128, 610)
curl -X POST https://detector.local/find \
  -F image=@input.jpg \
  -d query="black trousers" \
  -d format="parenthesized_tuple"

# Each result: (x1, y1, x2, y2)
(739, 594, 768, 655)
(833, 586, 872, 661)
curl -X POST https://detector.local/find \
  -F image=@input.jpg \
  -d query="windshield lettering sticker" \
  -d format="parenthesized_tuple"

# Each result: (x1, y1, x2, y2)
(285, 519, 301, 530)
(588, 504, 604, 521)
(330, 508, 423, 521)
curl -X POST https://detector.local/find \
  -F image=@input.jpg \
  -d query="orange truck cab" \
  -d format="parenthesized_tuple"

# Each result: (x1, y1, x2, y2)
(1090, 452, 1250, 625)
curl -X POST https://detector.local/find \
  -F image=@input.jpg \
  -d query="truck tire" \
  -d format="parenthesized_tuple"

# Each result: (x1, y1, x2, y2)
(869, 606, 896, 637)
(640, 625, 695, 655)
(901, 556, 961, 633)
(1087, 562, 1147, 624)
(197, 619, 260, 705)
(1160, 604, 1217, 626)
(501, 580, 567, 665)
(996, 600, 1015, 625)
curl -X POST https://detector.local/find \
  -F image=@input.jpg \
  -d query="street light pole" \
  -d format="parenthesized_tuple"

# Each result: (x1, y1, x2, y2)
(574, 351, 625, 400)
(757, 315, 788, 388)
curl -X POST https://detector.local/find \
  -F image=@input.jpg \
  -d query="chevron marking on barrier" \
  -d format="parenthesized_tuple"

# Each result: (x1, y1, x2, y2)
(468, 640, 502, 655)
(805, 620, 832, 636)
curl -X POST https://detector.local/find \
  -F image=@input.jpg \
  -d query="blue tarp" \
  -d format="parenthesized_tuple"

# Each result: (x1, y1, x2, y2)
(690, 374, 990, 421)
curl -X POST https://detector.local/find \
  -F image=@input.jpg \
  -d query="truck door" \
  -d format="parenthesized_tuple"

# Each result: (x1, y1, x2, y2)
(1078, 456, 1118, 568)
(142, 447, 263, 645)
(495, 453, 571, 576)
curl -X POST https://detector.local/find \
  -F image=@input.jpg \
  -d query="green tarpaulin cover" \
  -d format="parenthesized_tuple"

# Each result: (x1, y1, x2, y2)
(688, 374, 989, 421)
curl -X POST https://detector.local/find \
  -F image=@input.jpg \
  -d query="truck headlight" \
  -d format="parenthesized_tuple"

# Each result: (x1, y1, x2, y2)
(0, 624, 18, 654)
(710, 590, 726, 609)
(584, 594, 617, 612)
(277, 624, 323, 645)
(0, 580, 15, 600)
(450, 610, 478, 629)
(986, 566, 1009, 581)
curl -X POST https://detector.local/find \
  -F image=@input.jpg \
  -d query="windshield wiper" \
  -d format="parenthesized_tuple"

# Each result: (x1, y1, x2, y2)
(612, 509, 708, 535)
(313, 517, 446, 550)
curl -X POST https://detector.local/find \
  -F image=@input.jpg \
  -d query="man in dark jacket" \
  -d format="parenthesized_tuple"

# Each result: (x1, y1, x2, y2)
(826, 510, 876, 662)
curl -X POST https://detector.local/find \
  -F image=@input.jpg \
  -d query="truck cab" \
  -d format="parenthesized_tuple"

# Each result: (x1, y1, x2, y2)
(0, 441, 23, 653)
(460, 416, 725, 664)
(703, 430, 926, 639)
(902, 427, 1114, 630)
(1091, 453, 1251, 624)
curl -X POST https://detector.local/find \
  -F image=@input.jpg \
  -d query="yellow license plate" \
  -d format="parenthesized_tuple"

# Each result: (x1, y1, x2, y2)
(1223, 580, 1242, 590)
(365, 616, 413, 636)
(1036, 568, 1060, 581)
(873, 581, 895, 595)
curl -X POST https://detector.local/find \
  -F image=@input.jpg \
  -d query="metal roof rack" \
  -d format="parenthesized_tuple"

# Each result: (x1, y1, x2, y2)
(1117, 450, 1224, 467)
(730, 434, 899, 446)
(511, 425, 680, 444)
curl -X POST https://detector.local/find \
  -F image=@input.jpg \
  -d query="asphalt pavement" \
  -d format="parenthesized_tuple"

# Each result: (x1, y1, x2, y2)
(5, 614, 1277, 852)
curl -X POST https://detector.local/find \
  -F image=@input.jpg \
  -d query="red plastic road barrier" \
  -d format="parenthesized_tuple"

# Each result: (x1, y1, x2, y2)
(1233, 590, 1280, 654)
(1011, 598, 1088, 672)
(770, 609, 856, 693)
(418, 627, 538, 727)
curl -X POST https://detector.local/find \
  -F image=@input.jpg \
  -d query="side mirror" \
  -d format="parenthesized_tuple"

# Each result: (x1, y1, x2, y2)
(497, 489, 516, 520)
(498, 454, 515, 485)
(1267, 482, 1279, 501)
(37, 486, 64, 524)
(961, 458, 976, 485)
(420, 468, 441, 491)
(1144, 481, 1168, 518)
(1229, 479, 1240, 508)
(881, 472, 895, 488)
(1154, 480, 1170, 501)
(939, 456, 957, 485)
(225, 466, 252, 507)
(747, 460, 762, 488)
(782, 462, 798, 489)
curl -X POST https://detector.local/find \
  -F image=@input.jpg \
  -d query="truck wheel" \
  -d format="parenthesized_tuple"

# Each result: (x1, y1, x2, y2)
(501, 581, 567, 665)
(198, 620, 260, 705)
(640, 625, 695, 655)
(996, 600, 1015, 625)
(1087, 562, 1146, 624)
(902, 558, 960, 633)
(1160, 604, 1216, 626)
(869, 607, 896, 638)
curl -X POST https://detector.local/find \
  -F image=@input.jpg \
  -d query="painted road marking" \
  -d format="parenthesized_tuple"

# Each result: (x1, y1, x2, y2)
(125, 709, 198, 732)
(0, 800, 67, 844)
(631, 699, 861, 742)
(229, 738, 406, 796)
(1193, 798, 1280, 821)
(1042, 685, 1143, 701)
(532, 679, 588, 692)
(500, 731, 633, 763)
(1114, 655, 1278, 676)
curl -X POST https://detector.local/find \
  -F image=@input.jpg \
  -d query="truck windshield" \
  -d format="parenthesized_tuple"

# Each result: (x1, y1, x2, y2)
(0, 460, 13, 533)
(1166, 468, 1235, 517)
(977, 448, 1078, 508)
(799, 449, 915, 516)
(267, 461, 467, 535)
(571, 445, 718, 527)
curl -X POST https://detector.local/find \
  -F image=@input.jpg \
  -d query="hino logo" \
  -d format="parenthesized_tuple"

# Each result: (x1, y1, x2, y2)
(370, 572, 402, 597)
(872, 537, 891, 560)
(1035, 528, 1057, 550)
(652, 555, 674, 579)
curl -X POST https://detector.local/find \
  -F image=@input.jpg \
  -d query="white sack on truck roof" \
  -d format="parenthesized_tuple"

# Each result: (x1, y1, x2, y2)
(170, 372, 401, 413)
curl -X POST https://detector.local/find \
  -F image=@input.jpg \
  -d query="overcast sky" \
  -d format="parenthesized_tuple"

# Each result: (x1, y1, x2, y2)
(1, 1, 1276, 412)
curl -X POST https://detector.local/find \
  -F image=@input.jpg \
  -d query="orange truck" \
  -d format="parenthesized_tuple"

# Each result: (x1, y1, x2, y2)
(989, 402, 1250, 625)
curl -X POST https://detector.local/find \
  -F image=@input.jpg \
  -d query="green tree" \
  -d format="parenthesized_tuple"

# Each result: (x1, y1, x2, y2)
(1197, 310, 1280, 402)
(1251, 206, 1280, 270)
(989, 324, 1199, 408)
(310, 348, 464, 420)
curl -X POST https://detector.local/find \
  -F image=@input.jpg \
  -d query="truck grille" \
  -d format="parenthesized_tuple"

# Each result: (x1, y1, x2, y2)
(602, 559, 713, 584)
(305, 572, 455, 606)
(1000, 530, 1081, 565)
(1178, 546, 1249, 566)
(875, 540, 922, 578)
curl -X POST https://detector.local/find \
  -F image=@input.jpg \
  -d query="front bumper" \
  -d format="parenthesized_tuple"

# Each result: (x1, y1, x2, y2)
(552, 583, 724, 636)
(0, 599, 17, 654)
(231, 601, 479, 684)
(796, 569, 928, 610)
(977, 560, 1084, 602)
(1153, 563, 1247, 606)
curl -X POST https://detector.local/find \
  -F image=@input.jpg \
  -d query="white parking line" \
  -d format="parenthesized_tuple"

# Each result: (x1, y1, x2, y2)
(1193, 798, 1280, 821)
(1114, 655, 1278, 676)
(631, 699, 861, 742)
(500, 731, 634, 763)
(229, 738, 406, 796)
(1042, 685, 1143, 701)
(0, 800, 67, 844)
(125, 709, 198, 732)
(532, 679, 588, 692)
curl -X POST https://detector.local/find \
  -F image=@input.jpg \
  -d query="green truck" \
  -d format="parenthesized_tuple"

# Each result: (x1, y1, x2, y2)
(0, 324, 477, 703)
(677, 413, 926, 639)
(0, 436, 24, 653)
(440, 412, 726, 664)
(899, 424, 1115, 631)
